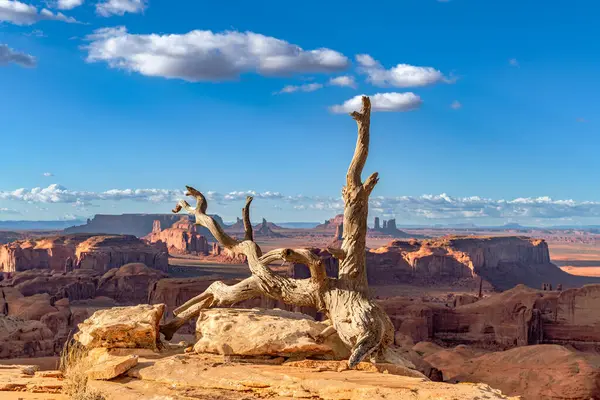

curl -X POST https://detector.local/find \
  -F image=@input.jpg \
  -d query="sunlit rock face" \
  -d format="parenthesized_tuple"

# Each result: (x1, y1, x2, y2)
(0, 234, 168, 274)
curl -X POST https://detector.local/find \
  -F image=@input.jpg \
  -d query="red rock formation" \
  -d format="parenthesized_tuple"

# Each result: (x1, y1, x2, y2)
(314, 214, 344, 230)
(422, 344, 600, 400)
(75, 235, 168, 273)
(365, 236, 596, 290)
(96, 263, 167, 304)
(1, 269, 98, 300)
(0, 234, 168, 274)
(380, 284, 600, 351)
(144, 217, 210, 255)
(0, 314, 56, 358)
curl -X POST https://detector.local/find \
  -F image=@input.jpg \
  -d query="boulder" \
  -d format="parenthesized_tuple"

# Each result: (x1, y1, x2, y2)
(86, 354, 139, 380)
(193, 308, 350, 359)
(74, 304, 165, 350)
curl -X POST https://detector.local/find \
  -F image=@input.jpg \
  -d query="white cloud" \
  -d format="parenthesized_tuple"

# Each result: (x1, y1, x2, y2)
(42, 172, 54, 177)
(0, 207, 20, 214)
(0, 0, 78, 25)
(356, 54, 451, 88)
(369, 194, 600, 221)
(0, 44, 36, 67)
(329, 75, 356, 88)
(4, 184, 600, 222)
(509, 58, 519, 67)
(450, 100, 462, 109)
(84, 27, 350, 82)
(57, 0, 83, 10)
(276, 82, 323, 94)
(330, 92, 422, 113)
(96, 0, 146, 16)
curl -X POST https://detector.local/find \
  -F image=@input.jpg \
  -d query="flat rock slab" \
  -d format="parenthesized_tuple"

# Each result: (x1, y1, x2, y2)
(194, 308, 350, 359)
(74, 304, 165, 350)
(86, 354, 138, 380)
(112, 353, 518, 400)
(0, 365, 64, 394)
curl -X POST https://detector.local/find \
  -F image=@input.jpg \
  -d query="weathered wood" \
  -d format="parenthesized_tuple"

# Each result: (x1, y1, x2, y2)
(161, 96, 395, 368)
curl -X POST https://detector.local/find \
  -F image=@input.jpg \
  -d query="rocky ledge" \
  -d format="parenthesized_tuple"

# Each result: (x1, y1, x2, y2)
(0, 303, 517, 399)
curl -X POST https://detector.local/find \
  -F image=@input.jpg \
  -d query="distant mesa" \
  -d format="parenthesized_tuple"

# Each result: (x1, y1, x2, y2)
(315, 214, 344, 230)
(64, 213, 225, 239)
(224, 217, 286, 238)
(254, 218, 285, 238)
(371, 217, 425, 239)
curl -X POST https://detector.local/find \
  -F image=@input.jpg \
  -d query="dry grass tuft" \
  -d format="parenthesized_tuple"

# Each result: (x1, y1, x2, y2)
(59, 339, 106, 400)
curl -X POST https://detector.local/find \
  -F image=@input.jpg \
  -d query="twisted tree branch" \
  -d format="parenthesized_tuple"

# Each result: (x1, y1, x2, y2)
(242, 196, 254, 242)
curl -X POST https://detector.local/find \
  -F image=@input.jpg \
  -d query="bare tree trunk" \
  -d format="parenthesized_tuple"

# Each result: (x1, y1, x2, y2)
(161, 97, 395, 368)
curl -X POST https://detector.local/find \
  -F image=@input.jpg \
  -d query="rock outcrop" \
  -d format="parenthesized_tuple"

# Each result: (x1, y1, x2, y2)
(0, 314, 56, 358)
(84, 352, 516, 400)
(97, 263, 167, 304)
(380, 284, 600, 351)
(421, 343, 600, 400)
(75, 304, 165, 350)
(144, 218, 210, 255)
(2, 269, 98, 300)
(366, 236, 599, 289)
(193, 308, 349, 359)
(0, 234, 168, 274)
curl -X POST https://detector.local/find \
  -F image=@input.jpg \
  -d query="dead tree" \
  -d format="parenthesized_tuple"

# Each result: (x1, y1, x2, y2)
(160, 96, 395, 368)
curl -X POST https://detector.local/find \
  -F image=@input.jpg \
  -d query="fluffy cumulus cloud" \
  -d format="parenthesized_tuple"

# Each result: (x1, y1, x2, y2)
(57, 0, 83, 10)
(0, 0, 78, 25)
(329, 75, 356, 88)
(356, 54, 451, 88)
(0, 44, 36, 67)
(276, 83, 323, 94)
(5, 185, 600, 223)
(450, 100, 462, 109)
(42, 172, 54, 177)
(369, 194, 600, 221)
(96, 0, 146, 16)
(330, 92, 422, 113)
(84, 27, 350, 82)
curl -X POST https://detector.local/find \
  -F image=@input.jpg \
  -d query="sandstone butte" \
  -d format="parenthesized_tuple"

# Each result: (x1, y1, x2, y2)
(0, 233, 168, 274)
(144, 217, 246, 263)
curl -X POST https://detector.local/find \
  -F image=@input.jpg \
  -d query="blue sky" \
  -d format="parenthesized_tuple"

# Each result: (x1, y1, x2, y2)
(1, 0, 599, 225)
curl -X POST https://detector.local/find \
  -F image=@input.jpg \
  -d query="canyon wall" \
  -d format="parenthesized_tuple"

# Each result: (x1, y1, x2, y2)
(366, 236, 599, 290)
(380, 284, 600, 351)
(0, 234, 168, 274)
